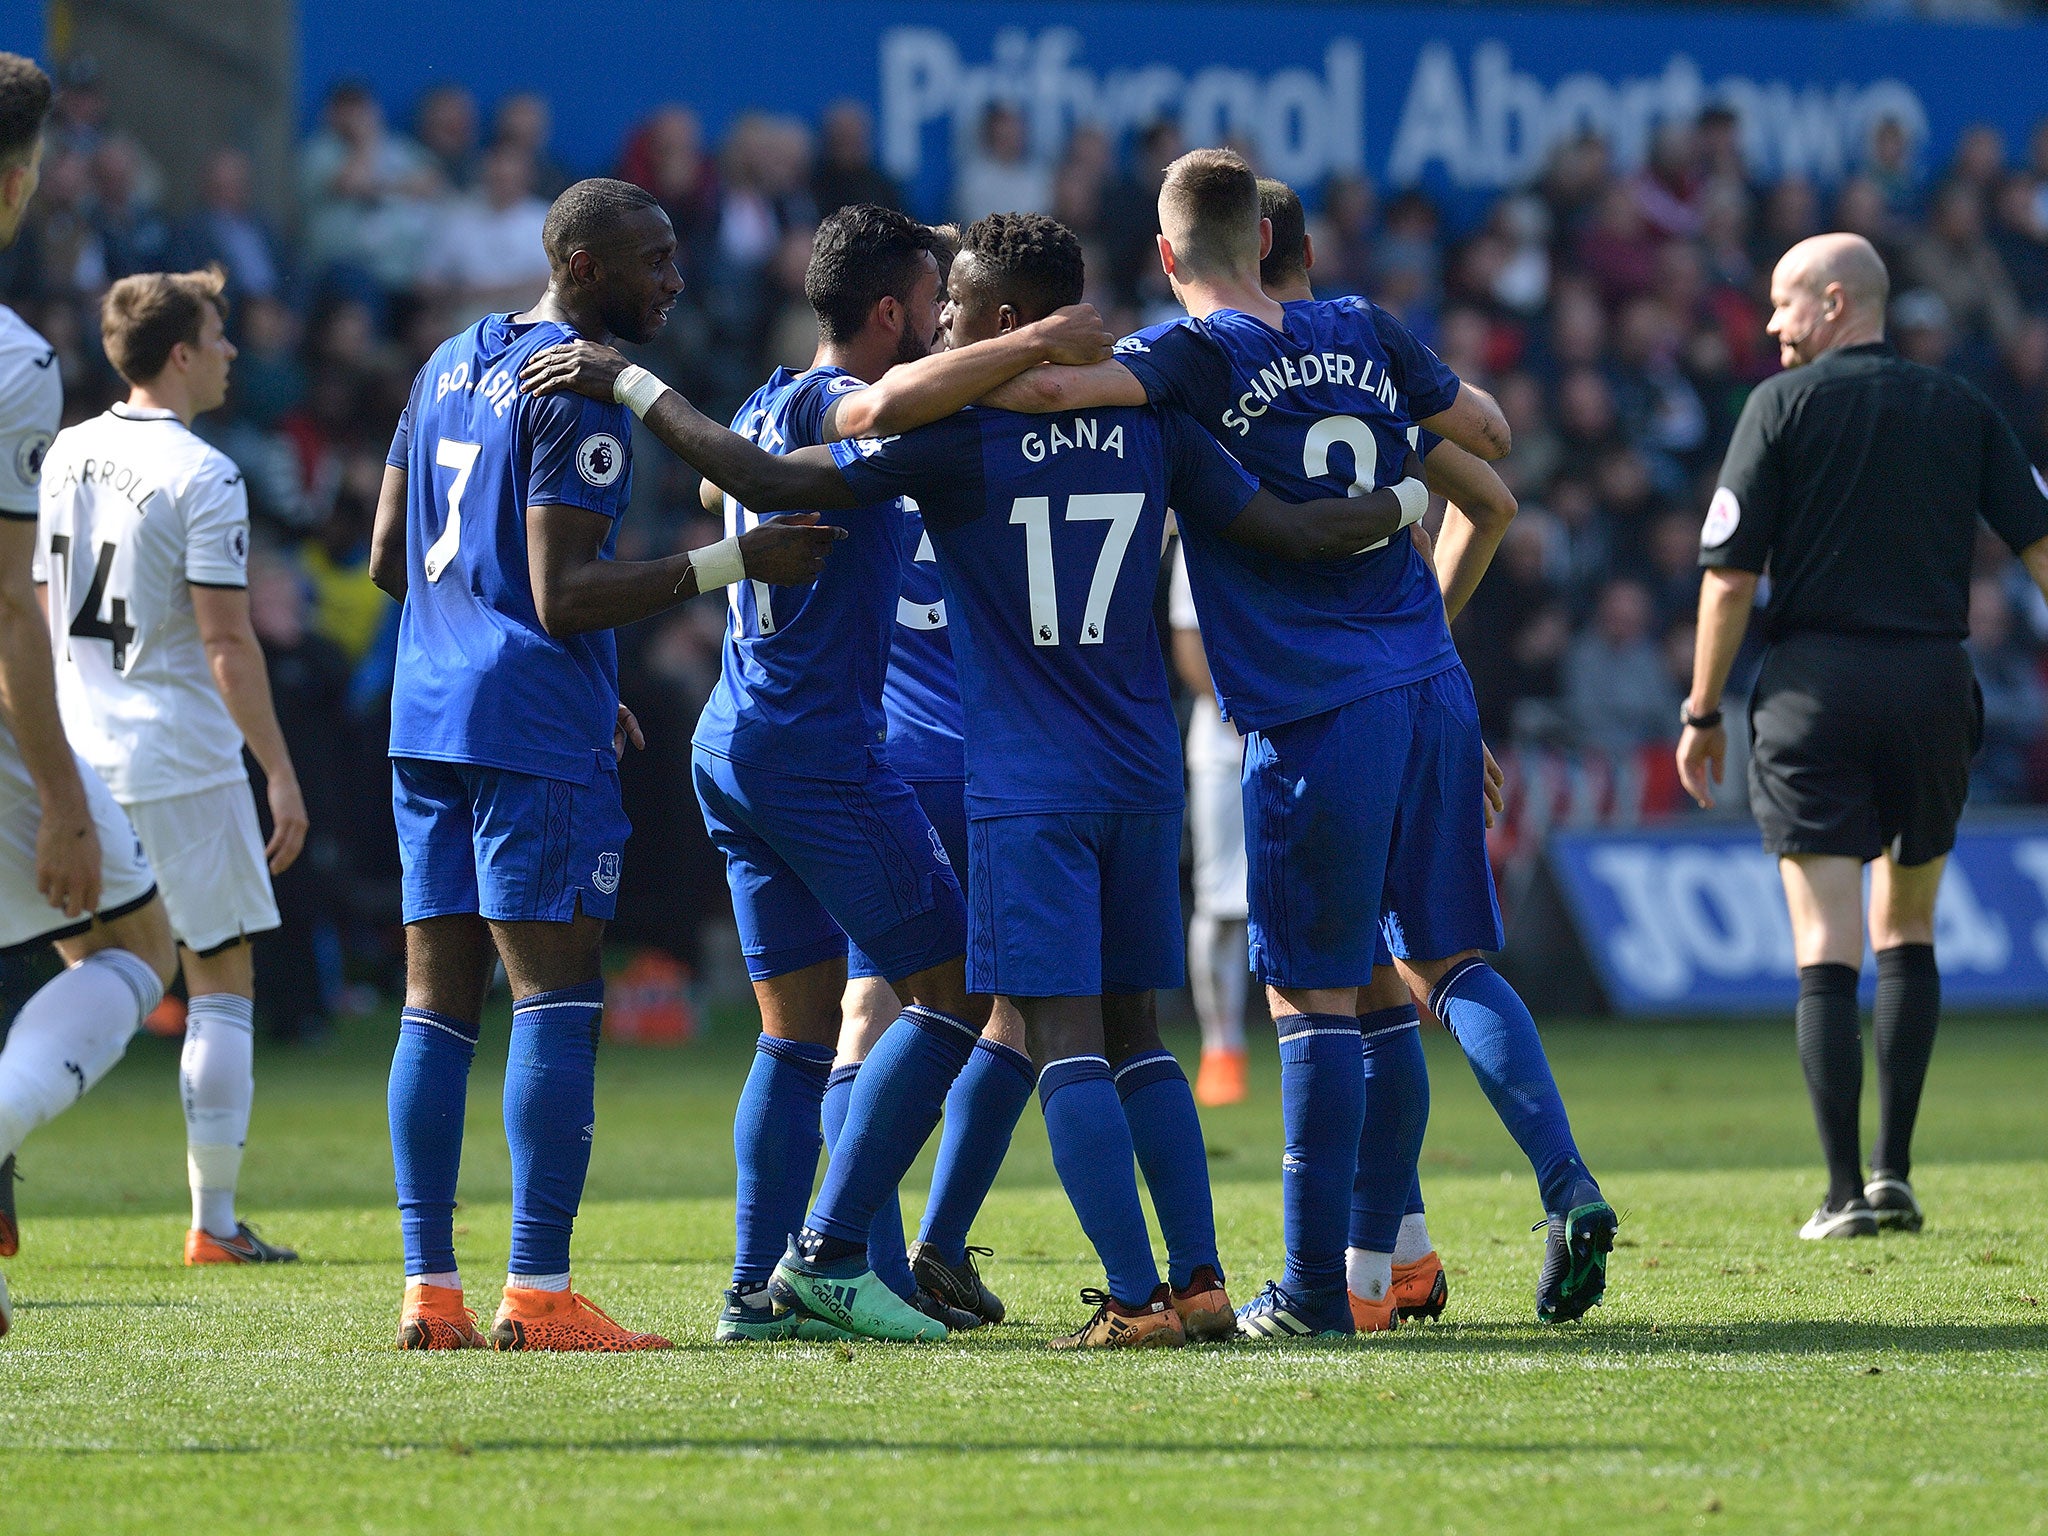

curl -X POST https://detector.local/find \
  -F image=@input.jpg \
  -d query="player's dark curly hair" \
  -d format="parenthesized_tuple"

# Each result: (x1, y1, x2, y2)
(0, 53, 53, 169)
(542, 177, 662, 269)
(805, 203, 946, 343)
(957, 212, 1084, 323)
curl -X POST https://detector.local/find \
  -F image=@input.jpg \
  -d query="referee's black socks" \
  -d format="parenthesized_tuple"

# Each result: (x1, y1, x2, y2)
(1795, 963, 1865, 1208)
(1871, 944, 1940, 1182)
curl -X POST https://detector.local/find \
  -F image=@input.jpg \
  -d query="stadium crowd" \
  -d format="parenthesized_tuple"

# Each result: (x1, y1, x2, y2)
(7, 63, 2048, 1030)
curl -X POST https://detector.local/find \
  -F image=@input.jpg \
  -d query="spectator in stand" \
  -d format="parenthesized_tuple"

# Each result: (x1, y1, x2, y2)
(1835, 175, 1905, 278)
(1989, 172, 2048, 314)
(1984, 317, 2048, 465)
(297, 79, 442, 299)
(1756, 176, 1821, 270)
(44, 54, 163, 203)
(1374, 189, 1443, 322)
(618, 104, 720, 277)
(21, 146, 107, 303)
(414, 83, 480, 191)
(1565, 577, 1680, 755)
(1577, 181, 1663, 307)
(1488, 193, 1551, 316)
(1459, 512, 1564, 739)
(1949, 125, 2007, 200)
(1495, 371, 1562, 495)
(716, 112, 814, 272)
(91, 137, 170, 277)
(1631, 121, 1704, 240)
(953, 100, 1050, 223)
(1966, 576, 2046, 805)
(168, 148, 289, 308)
(492, 92, 571, 201)
(811, 100, 903, 216)
(1905, 182, 2024, 350)
(417, 142, 551, 326)
(1866, 116, 1923, 218)
(1892, 287, 1955, 369)
(1644, 507, 1706, 633)
(1307, 171, 1375, 297)
(1102, 118, 1183, 299)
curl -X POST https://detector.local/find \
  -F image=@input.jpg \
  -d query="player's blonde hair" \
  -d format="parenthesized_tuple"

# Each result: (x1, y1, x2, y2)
(101, 265, 228, 385)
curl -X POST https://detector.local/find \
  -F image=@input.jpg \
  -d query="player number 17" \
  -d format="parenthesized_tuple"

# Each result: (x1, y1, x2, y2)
(1009, 492, 1144, 647)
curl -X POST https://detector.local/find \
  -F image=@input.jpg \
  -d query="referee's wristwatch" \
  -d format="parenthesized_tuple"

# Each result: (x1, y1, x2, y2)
(1680, 703, 1724, 731)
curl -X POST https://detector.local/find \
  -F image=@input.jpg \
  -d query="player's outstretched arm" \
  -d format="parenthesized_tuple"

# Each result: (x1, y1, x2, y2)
(976, 358, 1149, 415)
(0, 520, 101, 917)
(1416, 381, 1511, 462)
(517, 343, 860, 512)
(1221, 453, 1431, 561)
(1423, 439, 1517, 623)
(527, 504, 845, 638)
(192, 585, 308, 874)
(370, 465, 408, 601)
(822, 305, 1114, 442)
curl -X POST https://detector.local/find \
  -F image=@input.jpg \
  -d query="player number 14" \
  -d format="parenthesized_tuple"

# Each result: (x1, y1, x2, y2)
(1009, 492, 1143, 646)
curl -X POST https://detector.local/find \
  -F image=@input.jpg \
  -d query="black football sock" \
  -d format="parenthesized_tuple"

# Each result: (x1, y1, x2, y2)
(1870, 944, 1940, 1182)
(1796, 963, 1865, 1208)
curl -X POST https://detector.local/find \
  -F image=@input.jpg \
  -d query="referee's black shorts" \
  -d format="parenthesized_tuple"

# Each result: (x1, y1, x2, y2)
(1747, 632, 1982, 867)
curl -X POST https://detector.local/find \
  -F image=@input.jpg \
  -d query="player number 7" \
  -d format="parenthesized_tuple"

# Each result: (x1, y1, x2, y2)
(424, 438, 481, 584)
(1009, 491, 1144, 646)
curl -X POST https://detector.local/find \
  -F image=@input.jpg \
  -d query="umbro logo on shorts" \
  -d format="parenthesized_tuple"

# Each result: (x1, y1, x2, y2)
(591, 851, 621, 895)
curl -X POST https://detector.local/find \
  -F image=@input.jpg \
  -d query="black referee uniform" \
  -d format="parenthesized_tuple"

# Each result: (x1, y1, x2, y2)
(1705, 340, 2048, 862)
(1702, 337, 2048, 1227)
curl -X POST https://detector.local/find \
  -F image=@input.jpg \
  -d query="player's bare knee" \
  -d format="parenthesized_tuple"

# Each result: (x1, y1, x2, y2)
(894, 954, 971, 1020)
(1268, 983, 1356, 1019)
(180, 937, 255, 1000)
(980, 997, 1026, 1052)
(755, 955, 847, 1047)
(1360, 965, 1412, 1011)
(1101, 991, 1162, 1065)
(836, 976, 899, 1064)
(404, 914, 496, 1019)
(63, 897, 179, 986)
(1017, 995, 1103, 1070)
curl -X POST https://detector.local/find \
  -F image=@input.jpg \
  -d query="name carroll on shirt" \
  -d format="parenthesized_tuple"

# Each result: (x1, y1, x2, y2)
(1116, 333, 1404, 437)
(48, 455, 159, 512)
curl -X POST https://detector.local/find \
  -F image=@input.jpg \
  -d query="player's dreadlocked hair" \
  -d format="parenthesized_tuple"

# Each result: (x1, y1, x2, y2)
(1258, 177, 1308, 291)
(957, 212, 1085, 323)
(542, 177, 661, 269)
(805, 203, 946, 343)
(0, 53, 53, 169)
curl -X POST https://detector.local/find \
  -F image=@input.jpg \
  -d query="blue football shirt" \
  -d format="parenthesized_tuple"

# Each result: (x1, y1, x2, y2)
(1116, 296, 1464, 731)
(882, 499, 966, 782)
(692, 365, 904, 782)
(830, 406, 1259, 818)
(386, 314, 634, 784)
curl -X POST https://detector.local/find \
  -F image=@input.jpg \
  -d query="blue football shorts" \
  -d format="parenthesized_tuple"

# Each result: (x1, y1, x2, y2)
(693, 746, 965, 983)
(966, 808, 1184, 998)
(393, 756, 631, 925)
(848, 776, 968, 981)
(1243, 666, 1503, 989)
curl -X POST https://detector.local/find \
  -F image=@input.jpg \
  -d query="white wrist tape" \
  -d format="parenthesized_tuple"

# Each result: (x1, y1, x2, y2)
(1393, 476, 1430, 529)
(613, 364, 672, 419)
(687, 535, 748, 592)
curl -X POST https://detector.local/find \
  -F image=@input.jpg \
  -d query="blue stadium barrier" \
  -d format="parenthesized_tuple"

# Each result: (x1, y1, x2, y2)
(1546, 819, 2048, 1015)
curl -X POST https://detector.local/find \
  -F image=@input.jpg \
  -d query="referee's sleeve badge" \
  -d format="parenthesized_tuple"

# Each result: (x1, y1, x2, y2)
(1701, 486, 1741, 549)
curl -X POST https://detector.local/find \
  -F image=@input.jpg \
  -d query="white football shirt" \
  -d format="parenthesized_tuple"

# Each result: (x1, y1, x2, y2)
(36, 403, 251, 803)
(0, 304, 59, 517)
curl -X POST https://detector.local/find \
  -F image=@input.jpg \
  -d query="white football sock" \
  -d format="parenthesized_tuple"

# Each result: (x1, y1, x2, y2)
(1395, 1213, 1435, 1265)
(181, 993, 256, 1238)
(507, 1271, 571, 1292)
(1346, 1246, 1394, 1301)
(408, 1270, 461, 1290)
(1188, 913, 1248, 1053)
(0, 948, 162, 1161)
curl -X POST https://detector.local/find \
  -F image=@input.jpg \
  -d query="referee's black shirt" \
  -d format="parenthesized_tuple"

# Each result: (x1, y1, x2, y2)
(1701, 340, 2048, 640)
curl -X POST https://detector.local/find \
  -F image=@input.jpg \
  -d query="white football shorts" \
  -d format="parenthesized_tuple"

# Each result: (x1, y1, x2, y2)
(1186, 694, 1249, 921)
(0, 736, 157, 952)
(123, 779, 280, 955)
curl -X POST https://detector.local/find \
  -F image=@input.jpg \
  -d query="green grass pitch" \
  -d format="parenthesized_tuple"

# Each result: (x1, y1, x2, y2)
(1, 1011, 2044, 1534)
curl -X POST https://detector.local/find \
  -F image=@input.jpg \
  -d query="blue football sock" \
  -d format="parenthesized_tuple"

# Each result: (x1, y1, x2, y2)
(731, 1034, 834, 1289)
(1351, 1006, 1429, 1255)
(1405, 1170, 1426, 1217)
(1276, 1013, 1365, 1293)
(919, 1036, 1034, 1266)
(1040, 1055, 1161, 1307)
(1114, 1049, 1219, 1289)
(806, 1006, 977, 1248)
(389, 1006, 479, 1277)
(822, 1064, 914, 1301)
(503, 982, 604, 1278)
(1431, 959, 1595, 1212)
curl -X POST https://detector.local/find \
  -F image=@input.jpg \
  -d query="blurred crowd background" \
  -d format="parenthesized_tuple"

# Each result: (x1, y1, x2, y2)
(7, 59, 2048, 1033)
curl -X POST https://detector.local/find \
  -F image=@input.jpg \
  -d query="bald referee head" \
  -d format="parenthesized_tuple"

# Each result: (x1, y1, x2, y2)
(1767, 233, 1890, 369)
(1679, 228, 2048, 1242)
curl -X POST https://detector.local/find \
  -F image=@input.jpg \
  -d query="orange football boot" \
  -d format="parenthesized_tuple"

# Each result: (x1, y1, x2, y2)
(1348, 1288, 1400, 1332)
(1172, 1265, 1237, 1341)
(398, 1283, 486, 1350)
(1194, 1047, 1249, 1107)
(185, 1222, 298, 1264)
(489, 1285, 672, 1351)
(1390, 1251, 1449, 1322)
(1050, 1285, 1187, 1349)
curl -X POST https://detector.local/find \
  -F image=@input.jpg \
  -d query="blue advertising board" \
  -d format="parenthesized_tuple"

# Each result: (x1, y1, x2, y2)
(1548, 821, 2048, 1016)
(290, 2, 2048, 222)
